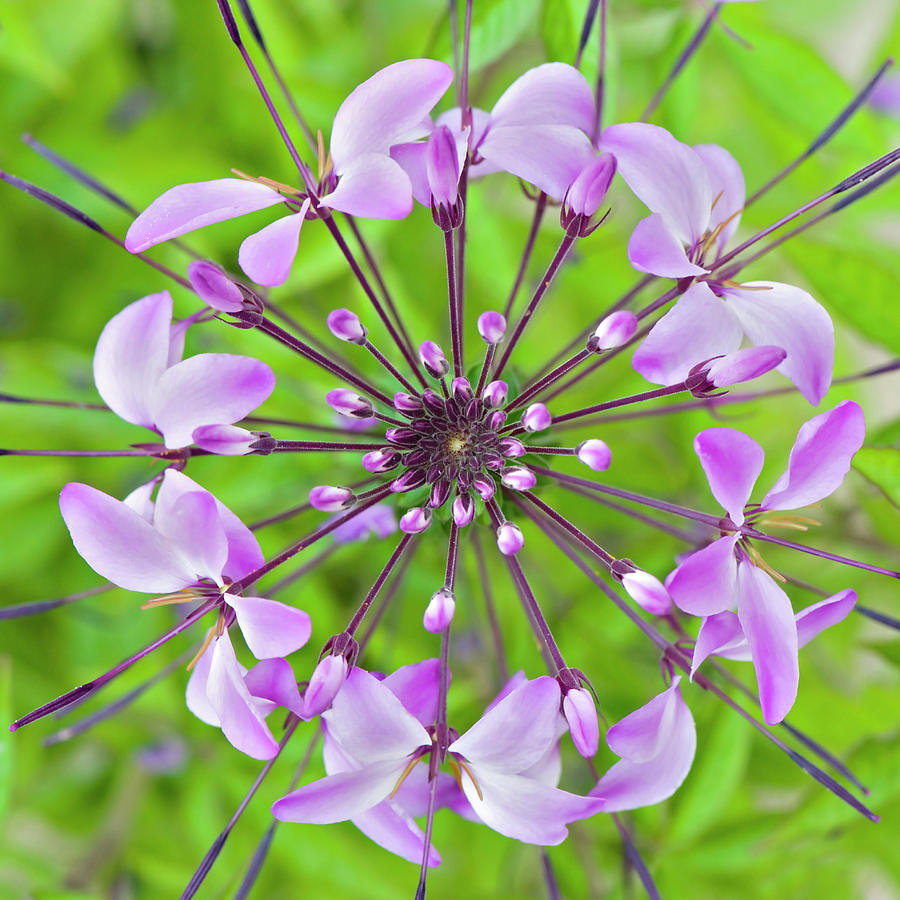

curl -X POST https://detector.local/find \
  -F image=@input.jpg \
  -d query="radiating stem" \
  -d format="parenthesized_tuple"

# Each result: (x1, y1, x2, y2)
(471, 529, 509, 684)
(445, 230, 464, 378)
(346, 534, 416, 636)
(503, 193, 548, 319)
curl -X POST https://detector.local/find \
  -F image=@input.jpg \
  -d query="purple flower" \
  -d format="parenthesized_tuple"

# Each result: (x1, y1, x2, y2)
(93, 291, 274, 449)
(666, 400, 865, 722)
(601, 123, 835, 403)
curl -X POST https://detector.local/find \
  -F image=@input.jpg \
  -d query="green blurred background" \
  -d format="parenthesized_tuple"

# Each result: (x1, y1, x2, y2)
(1, 0, 900, 897)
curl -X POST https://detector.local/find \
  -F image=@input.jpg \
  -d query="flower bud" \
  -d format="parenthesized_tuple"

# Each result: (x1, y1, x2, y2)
(452, 493, 475, 526)
(423, 588, 455, 633)
(429, 479, 453, 508)
(188, 260, 245, 313)
(500, 465, 537, 491)
(563, 687, 600, 758)
(192, 424, 257, 456)
(421, 388, 446, 416)
(426, 125, 462, 209)
(482, 380, 508, 408)
(522, 402, 551, 433)
(477, 311, 507, 344)
(302, 654, 348, 718)
(393, 391, 424, 416)
(588, 310, 638, 352)
(705, 346, 787, 389)
(499, 437, 525, 458)
(419, 340, 450, 378)
(565, 154, 616, 217)
(385, 427, 419, 447)
(611, 559, 672, 616)
(326, 308, 367, 344)
(327, 388, 373, 419)
(391, 468, 427, 493)
(309, 485, 356, 512)
(496, 521, 524, 555)
(399, 506, 432, 534)
(451, 377, 474, 402)
(472, 474, 495, 501)
(361, 448, 401, 473)
(576, 439, 612, 472)
(487, 410, 507, 431)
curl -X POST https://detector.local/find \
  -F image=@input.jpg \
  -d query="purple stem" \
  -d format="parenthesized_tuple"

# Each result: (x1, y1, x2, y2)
(548, 381, 687, 427)
(0, 392, 107, 412)
(503, 193, 548, 319)
(471, 529, 509, 683)
(266, 546, 338, 597)
(2, 448, 155, 458)
(592, 0, 608, 141)
(0, 584, 114, 621)
(612, 814, 662, 900)
(346, 534, 416, 636)
(445, 230, 464, 378)
(243, 415, 370, 435)
(359, 540, 420, 651)
(270, 440, 385, 452)
(365, 340, 420, 394)
(506, 349, 592, 412)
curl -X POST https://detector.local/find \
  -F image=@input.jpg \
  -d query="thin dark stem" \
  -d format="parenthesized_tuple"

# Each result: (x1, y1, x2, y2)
(445, 230, 464, 378)
(541, 850, 564, 900)
(266, 546, 338, 597)
(359, 540, 420, 651)
(471, 529, 509, 683)
(612, 814, 661, 900)
(366, 341, 420, 394)
(346, 534, 415, 636)
(0, 584, 114, 620)
(0, 392, 107, 412)
(506, 349, 592, 412)
(270, 440, 384, 452)
(503, 193, 548, 319)
(546, 382, 687, 428)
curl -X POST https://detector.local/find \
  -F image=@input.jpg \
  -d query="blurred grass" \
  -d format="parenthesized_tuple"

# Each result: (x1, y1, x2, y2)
(1, 0, 899, 898)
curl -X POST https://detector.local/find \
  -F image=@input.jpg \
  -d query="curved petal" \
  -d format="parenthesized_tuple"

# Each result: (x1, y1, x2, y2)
(724, 282, 834, 405)
(601, 123, 711, 245)
(150, 353, 276, 449)
(244, 657, 305, 717)
(736, 562, 799, 725)
(320, 153, 414, 219)
(477, 124, 595, 200)
(627, 213, 707, 278)
(225, 593, 312, 659)
(666, 534, 740, 616)
(329, 59, 453, 169)
(604, 679, 683, 763)
(436, 107, 497, 172)
(93, 292, 172, 429)
(632, 282, 743, 385)
(489, 63, 595, 133)
(761, 400, 865, 511)
(691, 611, 749, 675)
(123, 479, 156, 522)
(125, 179, 285, 252)
(388, 141, 431, 206)
(238, 204, 310, 287)
(352, 803, 441, 867)
(271, 759, 410, 824)
(461, 768, 601, 845)
(693, 143, 745, 255)
(381, 659, 441, 726)
(324, 668, 430, 765)
(152, 489, 228, 584)
(59, 482, 195, 592)
(693, 428, 764, 526)
(185, 635, 219, 726)
(448, 677, 561, 773)
(796, 590, 857, 648)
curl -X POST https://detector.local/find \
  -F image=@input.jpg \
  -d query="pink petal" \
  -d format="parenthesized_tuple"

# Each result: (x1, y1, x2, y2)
(125, 179, 285, 252)
(448, 677, 561, 773)
(724, 281, 834, 404)
(238, 203, 310, 287)
(225, 593, 311, 659)
(352, 804, 441, 867)
(150, 352, 275, 449)
(388, 142, 431, 206)
(187, 260, 245, 313)
(436, 107, 497, 173)
(666, 534, 740, 616)
(736, 562, 799, 725)
(243, 657, 305, 717)
(761, 400, 865, 511)
(796, 590, 857, 647)
(329, 59, 453, 169)
(191, 424, 257, 456)
(152, 489, 228, 583)
(123, 479, 156, 522)
(319, 153, 414, 219)
(627, 213, 707, 278)
(601, 122, 712, 245)
(693, 143, 745, 255)
(693, 428, 764, 526)
(93, 292, 172, 429)
(381, 659, 441, 726)
(484, 671, 528, 713)
(604, 679, 681, 763)
(185, 635, 219, 726)
(59, 482, 195, 592)
(323, 668, 430, 765)
(691, 611, 749, 675)
(489, 63, 595, 133)
(632, 281, 743, 385)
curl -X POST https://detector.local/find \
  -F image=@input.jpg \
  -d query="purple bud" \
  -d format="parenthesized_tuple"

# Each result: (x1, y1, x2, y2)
(187, 260, 244, 313)
(361, 448, 401, 473)
(563, 687, 600, 758)
(564, 153, 616, 218)
(621, 570, 672, 616)
(385, 427, 419, 447)
(483, 452, 504, 470)
(426, 125, 461, 208)
(589, 310, 638, 352)
(393, 391, 424, 416)
(477, 311, 507, 344)
(391, 468, 427, 493)
(192, 424, 257, 456)
(451, 377, 473, 402)
(500, 465, 536, 491)
(472, 474, 495, 501)
(419, 340, 450, 378)
(522, 403, 551, 433)
(429, 479, 453, 508)
(327, 388, 373, 419)
(309, 485, 356, 512)
(487, 410, 507, 430)
(498, 437, 525, 458)
(399, 506, 432, 534)
(302, 654, 349, 718)
(452, 493, 475, 526)
(706, 345, 787, 388)
(327, 308, 367, 344)
(423, 588, 455, 633)
(421, 388, 446, 416)
(496, 521, 524, 555)
(576, 439, 612, 472)
(482, 380, 508, 408)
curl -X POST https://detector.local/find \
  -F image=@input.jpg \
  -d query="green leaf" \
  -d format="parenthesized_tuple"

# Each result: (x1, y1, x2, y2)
(854, 446, 900, 508)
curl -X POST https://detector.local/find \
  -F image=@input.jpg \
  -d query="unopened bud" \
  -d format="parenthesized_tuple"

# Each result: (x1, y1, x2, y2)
(327, 388, 373, 419)
(500, 466, 537, 491)
(451, 377, 473, 402)
(522, 403, 551, 433)
(429, 479, 453, 508)
(426, 125, 462, 209)
(421, 388, 446, 416)
(576, 439, 612, 472)
(399, 506, 432, 534)
(564, 154, 616, 219)
(393, 391, 424, 416)
(487, 410, 507, 430)
(327, 308, 367, 344)
(193, 424, 257, 456)
(472, 474, 495, 501)
(423, 588, 455, 632)
(452, 493, 475, 526)
(496, 521, 524, 555)
(419, 340, 450, 378)
(391, 468, 427, 493)
(482, 380, 508, 408)
(361, 448, 401, 473)
(704, 346, 787, 390)
(612, 559, 672, 616)
(499, 437, 525, 458)
(302, 654, 348, 718)
(588, 310, 638, 352)
(188, 260, 245, 313)
(477, 311, 507, 344)
(563, 687, 600, 758)
(309, 485, 356, 512)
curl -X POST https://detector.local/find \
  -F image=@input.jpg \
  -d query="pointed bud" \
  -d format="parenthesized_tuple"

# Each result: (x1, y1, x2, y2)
(309, 485, 355, 512)
(326, 388, 373, 418)
(522, 403, 551, 433)
(421, 388, 446, 416)
(477, 311, 507, 344)
(621, 570, 672, 616)
(423, 588, 455, 633)
(500, 466, 537, 491)
(399, 506, 432, 534)
(426, 125, 462, 208)
(327, 308, 367, 344)
(451, 377, 473, 402)
(564, 154, 616, 218)
(361, 448, 401, 473)
(563, 687, 600, 758)
(429, 479, 453, 508)
(452, 493, 475, 526)
(588, 310, 638, 352)
(472, 474, 495, 501)
(391, 468, 427, 493)
(499, 437, 525, 458)
(393, 392, 424, 416)
(496, 521, 524, 555)
(385, 427, 419, 447)
(419, 340, 450, 378)
(705, 346, 787, 389)
(193, 424, 257, 456)
(302, 654, 348, 718)
(576, 439, 612, 472)
(188, 260, 245, 313)
(482, 380, 508, 408)
(487, 410, 507, 430)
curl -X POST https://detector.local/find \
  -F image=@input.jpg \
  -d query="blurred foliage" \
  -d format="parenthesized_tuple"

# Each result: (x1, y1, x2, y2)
(1, 0, 899, 898)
